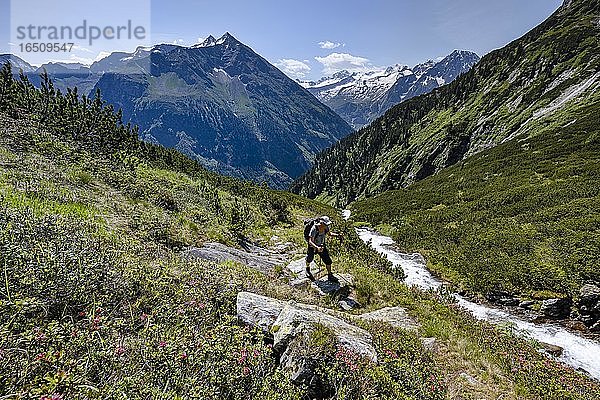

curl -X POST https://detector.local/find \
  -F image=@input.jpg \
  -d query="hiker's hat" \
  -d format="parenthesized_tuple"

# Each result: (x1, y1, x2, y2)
(320, 216, 332, 226)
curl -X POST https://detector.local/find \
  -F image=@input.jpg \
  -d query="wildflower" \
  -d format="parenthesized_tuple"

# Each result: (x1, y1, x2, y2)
(238, 348, 248, 364)
(40, 394, 63, 400)
(180, 352, 188, 360)
(158, 341, 168, 348)
(78, 311, 86, 317)
(140, 313, 149, 321)
(35, 353, 46, 361)
(384, 349, 398, 359)
(243, 366, 250, 376)
(115, 345, 126, 356)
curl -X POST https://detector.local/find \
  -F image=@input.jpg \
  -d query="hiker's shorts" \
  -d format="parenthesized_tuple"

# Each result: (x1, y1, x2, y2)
(306, 245, 332, 265)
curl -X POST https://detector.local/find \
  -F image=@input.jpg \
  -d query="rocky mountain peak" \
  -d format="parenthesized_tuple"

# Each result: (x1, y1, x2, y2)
(197, 35, 217, 47)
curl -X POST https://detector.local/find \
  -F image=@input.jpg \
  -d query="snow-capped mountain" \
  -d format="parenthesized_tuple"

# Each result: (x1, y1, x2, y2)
(301, 50, 480, 129)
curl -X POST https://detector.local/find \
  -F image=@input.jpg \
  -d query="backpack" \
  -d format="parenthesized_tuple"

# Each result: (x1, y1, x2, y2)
(303, 218, 319, 242)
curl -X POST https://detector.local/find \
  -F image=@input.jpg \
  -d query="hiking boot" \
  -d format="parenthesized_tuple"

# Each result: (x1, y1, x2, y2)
(327, 273, 338, 282)
(305, 268, 315, 281)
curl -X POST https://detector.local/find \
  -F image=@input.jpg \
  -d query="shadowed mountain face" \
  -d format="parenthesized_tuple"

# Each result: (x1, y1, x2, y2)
(93, 33, 352, 188)
(1, 34, 353, 188)
(292, 0, 600, 206)
(300, 50, 480, 129)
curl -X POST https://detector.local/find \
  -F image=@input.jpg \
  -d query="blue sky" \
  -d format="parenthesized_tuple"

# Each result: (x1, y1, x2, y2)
(1, 0, 563, 80)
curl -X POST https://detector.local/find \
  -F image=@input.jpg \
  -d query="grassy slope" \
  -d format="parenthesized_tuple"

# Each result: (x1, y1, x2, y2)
(0, 106, 598, 399)
(352, 88, 600, 299)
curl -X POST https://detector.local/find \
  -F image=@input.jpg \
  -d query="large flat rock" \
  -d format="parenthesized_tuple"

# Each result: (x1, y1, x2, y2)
(184, 242, 288, 274)
(237, 292, 286, 332)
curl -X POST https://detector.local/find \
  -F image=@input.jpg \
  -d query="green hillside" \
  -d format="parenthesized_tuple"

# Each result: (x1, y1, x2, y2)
(292, 0, 600, 207)
(1, 64, 598, 399)
(351, 90, 600, 299)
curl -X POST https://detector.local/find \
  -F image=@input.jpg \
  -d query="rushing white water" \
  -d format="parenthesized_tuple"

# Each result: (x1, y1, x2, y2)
(356, 227, 600, 380)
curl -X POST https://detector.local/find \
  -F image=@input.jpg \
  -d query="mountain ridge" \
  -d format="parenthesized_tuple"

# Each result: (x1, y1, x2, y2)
(291, 0, 600, 206)
(299, 50, 480, 129)
(2, 33, 353, 188)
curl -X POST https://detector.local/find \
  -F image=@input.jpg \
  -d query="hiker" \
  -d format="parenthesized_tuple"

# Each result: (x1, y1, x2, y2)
(305, 216, 342, 281)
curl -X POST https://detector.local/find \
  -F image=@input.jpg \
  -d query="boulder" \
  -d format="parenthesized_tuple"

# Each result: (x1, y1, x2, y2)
(540, 342, 564, 357)
(579, 284, 600, 305)
(579, 315, 596, 326)
(358, 307, 419, 331)
(566, 320, 588, 332)
(272, 302, 377, 362)
(577, 284, 600, 328)
(539, 298, 572, 319)
(236, 292, 285, 332)
(236, 291, 377, 396)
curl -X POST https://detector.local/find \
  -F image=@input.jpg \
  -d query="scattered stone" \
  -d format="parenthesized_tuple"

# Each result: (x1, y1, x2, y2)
(519, 300, 536, 309)
(338, 298, 361, 311)
(421, 337, 437, 353)
(184, 242, 287, 274)
(540, 342, 564, 357)
(459, 372, 480, 386)
(591, 321, 600, 333)
(358, 307, 419, 331)
(497, 297, 520, 307)
(539, 298, 572, 319)
(485, 291, 513, 303)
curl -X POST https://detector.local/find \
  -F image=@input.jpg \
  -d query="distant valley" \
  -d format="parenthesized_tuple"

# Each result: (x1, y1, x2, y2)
(1, 41, 479, 187)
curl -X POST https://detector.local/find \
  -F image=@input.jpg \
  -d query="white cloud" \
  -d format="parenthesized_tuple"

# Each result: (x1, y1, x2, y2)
(318, 41, 344, 50)
(275, 58, 311, 79)
(72, 45, 94, 54)
(315, 52, 373, 75)
(172, 39, 186, 45)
